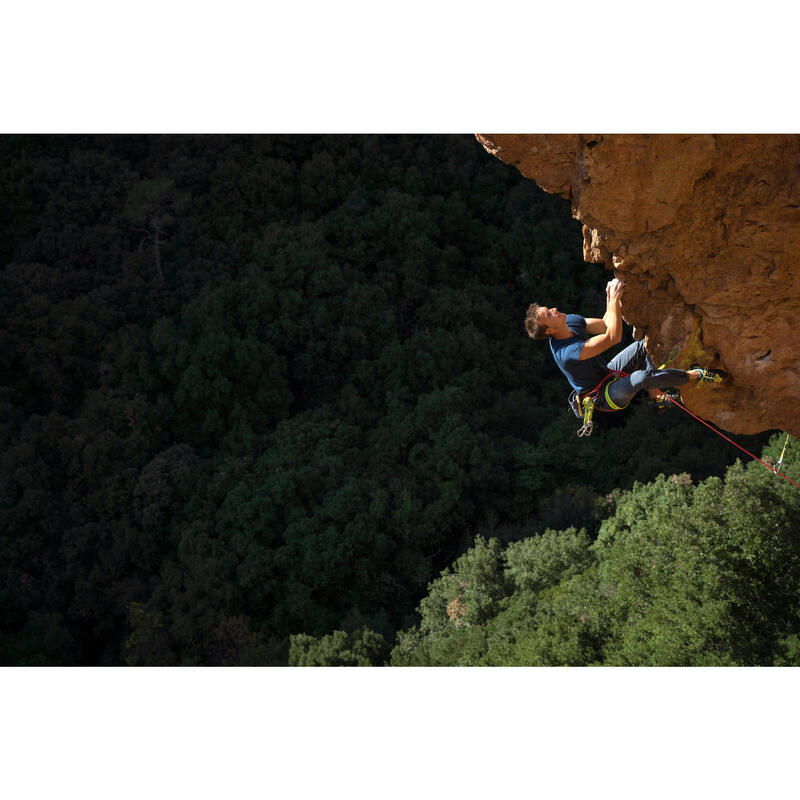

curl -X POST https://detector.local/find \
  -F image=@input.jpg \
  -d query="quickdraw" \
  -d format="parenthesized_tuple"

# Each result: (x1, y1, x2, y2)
(577, 394, 595, 437)
(575, 370, 629, 438)
(776, 433, 792, 473)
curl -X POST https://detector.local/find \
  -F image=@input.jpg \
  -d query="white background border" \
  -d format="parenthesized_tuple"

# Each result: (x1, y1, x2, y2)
(2, 2, 798, 796)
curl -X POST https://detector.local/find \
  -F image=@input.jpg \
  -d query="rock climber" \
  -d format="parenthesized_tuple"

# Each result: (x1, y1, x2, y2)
(524, 278, 727, 421)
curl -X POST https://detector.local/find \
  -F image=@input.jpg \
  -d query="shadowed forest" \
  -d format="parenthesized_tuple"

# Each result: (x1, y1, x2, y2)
(2, 134, 798, 666)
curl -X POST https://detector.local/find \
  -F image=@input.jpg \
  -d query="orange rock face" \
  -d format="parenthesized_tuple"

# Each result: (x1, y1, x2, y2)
(477, 134, 800, 437)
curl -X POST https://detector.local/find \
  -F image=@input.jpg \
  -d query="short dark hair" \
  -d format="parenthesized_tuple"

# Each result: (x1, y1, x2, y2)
(524, 303, 549, 340)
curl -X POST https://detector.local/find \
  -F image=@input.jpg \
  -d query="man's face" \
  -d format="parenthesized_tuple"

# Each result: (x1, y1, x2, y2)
(537, 306, 566, 333)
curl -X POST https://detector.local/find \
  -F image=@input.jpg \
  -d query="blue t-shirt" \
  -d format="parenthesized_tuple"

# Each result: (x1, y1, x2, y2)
(549, 314, 610, 393)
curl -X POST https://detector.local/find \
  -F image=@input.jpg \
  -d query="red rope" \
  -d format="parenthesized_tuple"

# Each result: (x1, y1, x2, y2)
(588, 364, 797, 488)
(664, 395, 800, 490)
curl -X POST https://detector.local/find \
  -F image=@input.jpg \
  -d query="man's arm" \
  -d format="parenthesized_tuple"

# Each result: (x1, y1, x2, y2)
(583, 317, 607, 335)
(579, 280, 624, 360)
(584, 280, 620, 334)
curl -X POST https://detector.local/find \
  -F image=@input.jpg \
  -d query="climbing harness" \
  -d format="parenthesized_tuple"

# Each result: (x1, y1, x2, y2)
(572, 370, 629, 437)
(572, 348, 679, 437)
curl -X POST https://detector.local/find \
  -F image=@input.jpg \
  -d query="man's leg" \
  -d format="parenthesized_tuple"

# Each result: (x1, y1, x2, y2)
(605, 341, 726, 408)
(607, 340, 650, 375)
(607, 341, 666, 403)
(606, 365, 691, 409)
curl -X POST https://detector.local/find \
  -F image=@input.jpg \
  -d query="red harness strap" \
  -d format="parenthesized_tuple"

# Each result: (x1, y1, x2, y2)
(580, 369, 628, 408)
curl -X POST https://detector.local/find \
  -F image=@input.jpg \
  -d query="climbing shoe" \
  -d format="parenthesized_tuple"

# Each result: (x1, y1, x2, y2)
(649, 390, 680, 411)
(692, 366, 728, 386)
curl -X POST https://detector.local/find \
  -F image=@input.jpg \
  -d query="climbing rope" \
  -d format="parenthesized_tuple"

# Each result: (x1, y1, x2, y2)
(572, 349, 798, 489)
(664, 395, 800, 490)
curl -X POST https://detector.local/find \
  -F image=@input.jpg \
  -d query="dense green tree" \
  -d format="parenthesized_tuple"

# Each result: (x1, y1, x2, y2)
(505, 527, 594, 593)
(124, 178, 187, 281)
(390, 435, 800, 666)
(596, 454, 800, 665)
(289, 627, 390, 666)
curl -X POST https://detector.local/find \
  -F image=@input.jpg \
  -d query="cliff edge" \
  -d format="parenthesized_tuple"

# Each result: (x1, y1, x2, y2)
(477, 134, 800, 437)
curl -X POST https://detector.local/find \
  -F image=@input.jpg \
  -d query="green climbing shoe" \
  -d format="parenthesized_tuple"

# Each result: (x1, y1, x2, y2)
(692, 366, 728, 386)
(649, 389, 680, 411)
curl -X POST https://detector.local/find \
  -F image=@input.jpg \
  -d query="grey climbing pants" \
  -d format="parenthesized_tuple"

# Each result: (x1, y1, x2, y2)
(605, 341, 689, 409)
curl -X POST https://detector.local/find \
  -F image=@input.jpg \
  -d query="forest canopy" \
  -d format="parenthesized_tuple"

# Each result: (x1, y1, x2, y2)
(0, 134, 782, 665)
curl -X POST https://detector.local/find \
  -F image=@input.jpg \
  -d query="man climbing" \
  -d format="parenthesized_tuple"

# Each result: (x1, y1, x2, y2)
(524, 278, 727, 430)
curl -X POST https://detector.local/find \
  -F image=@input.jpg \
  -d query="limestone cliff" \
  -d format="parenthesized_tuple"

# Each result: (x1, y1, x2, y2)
(477, 134, 800, 438)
